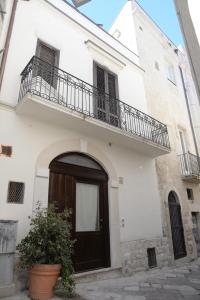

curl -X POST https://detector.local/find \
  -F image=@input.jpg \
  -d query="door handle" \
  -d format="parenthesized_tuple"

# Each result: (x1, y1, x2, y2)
(100, 218, 103, 230)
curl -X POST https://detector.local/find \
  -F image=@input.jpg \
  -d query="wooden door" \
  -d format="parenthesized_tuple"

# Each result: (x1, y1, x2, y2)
(36, 40, 59, 88)
(192, 213, 200, 257)
(49, 154, 110, 273)
(94, 63, 120, 127)
(168, 192, 187, 259)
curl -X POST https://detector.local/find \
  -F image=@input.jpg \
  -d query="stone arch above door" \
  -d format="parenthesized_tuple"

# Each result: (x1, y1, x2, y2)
(168, 191, 180, 205)
(33, 138, 121, 270)
(35, 138, 118, 182)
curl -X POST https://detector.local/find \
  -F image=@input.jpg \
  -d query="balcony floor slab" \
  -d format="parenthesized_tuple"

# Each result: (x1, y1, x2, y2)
(16, 93, 170, 158)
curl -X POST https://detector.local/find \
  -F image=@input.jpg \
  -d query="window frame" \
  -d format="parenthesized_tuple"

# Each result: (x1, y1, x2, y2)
(166, 64, 176, 85)
(187, 188, 194, 201)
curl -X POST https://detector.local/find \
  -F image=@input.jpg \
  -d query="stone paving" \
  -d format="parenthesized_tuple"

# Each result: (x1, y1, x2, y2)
(3, 259, 200, 300)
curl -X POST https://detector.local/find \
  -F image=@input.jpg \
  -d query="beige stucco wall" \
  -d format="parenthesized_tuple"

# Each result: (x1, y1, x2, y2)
(109, 0, 200, 261)
(174, 0, 200, 107)
(133, 5, 200, 261)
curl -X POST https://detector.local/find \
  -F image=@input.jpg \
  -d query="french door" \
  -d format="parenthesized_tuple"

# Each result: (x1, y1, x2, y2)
(36, 40, 59, 88)
(94, 63, 120, 127)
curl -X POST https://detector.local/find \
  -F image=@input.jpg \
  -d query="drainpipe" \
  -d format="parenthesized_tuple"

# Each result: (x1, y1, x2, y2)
(179, 66, 200, 171)
(0, 0, 18, 93)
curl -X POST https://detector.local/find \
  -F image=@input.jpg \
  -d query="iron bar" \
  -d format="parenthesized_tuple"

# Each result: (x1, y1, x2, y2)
(179, 152, 200, 177)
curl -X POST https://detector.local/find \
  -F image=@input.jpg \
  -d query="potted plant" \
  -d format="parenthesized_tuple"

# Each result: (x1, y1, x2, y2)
(17, 205, 75, 300)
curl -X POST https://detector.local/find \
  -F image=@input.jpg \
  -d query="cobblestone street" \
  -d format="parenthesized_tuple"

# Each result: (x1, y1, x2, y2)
(3, 259, 200, 300)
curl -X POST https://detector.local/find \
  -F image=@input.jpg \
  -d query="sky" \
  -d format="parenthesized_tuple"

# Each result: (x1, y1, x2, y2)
(68, 0, 184, 46)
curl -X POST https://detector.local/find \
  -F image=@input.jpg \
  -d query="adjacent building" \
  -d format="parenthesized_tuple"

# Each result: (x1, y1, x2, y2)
(110, 0, 200, 263)
(174, 0, 200, 152)
(0, 0, 171, 280)
(174, 0, 200, 106)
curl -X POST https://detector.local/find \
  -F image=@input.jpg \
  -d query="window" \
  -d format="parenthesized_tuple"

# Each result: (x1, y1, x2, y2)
(187, 188, 194, 200)
(94, 63, 119, 127)
(167, 64, 176, 84)
(0, 0, 6, 20)
(7, 182, 25, 204)
(155, 61, 160, 71)
(147, 248, 157, 268)
(58, 153, 101, 170)
(36, 40, 59, 88)
(179, 131, 187, 154)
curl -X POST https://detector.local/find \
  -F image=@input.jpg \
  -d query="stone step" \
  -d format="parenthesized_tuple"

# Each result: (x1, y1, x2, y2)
(74, 267, 122, 283)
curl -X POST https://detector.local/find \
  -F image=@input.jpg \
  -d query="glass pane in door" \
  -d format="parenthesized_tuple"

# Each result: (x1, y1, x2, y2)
(76, 183, 100, 232)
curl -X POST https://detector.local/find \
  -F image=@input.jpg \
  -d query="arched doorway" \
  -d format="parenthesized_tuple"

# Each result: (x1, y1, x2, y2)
(168, 191, 187, 259)
(49, 152, 110, 272)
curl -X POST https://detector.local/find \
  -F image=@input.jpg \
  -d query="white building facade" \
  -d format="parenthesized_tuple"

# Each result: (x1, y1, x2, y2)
(110, 0, 200, 265)
(0, 0, 171, 279)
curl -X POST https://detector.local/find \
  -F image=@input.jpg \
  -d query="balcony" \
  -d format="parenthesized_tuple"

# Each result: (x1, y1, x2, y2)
(17, 56, 170, 157)
(179, 152, 200, 183)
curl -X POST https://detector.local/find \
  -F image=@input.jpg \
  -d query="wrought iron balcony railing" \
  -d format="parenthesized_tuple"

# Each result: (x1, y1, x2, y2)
(19, 56, 170, 149)
(179, 152, 200, 178)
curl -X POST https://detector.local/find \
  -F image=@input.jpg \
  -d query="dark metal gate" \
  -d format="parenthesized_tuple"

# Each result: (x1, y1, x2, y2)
(168, 191, 187, 259)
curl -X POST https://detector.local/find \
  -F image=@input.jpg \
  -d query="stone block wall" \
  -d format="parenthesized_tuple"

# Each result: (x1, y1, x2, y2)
(121, 237, 171, 275)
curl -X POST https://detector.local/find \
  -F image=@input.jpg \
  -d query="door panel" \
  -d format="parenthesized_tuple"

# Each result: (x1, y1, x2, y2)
(36, 41, 59, 88)
(73, 179, 109, 272)
(96, 66, 107, 122)
(49, 172, 66, 212)
(169, 202, 187, 259)
(192, 213, 200, 257)
(95, 64, 120, 127)
(49, 160, 110, 273)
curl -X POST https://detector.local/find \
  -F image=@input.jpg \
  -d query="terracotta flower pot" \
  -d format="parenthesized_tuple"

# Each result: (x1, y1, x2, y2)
(29, 264, 61, 300)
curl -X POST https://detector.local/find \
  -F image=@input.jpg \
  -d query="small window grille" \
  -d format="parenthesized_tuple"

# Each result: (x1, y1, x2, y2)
(7, 182, 25, 204)
(147, 248, 157, 268)
(187, 188, 194, 200)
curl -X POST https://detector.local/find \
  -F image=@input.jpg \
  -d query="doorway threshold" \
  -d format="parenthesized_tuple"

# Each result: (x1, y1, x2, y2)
(74, 267, 122, 283)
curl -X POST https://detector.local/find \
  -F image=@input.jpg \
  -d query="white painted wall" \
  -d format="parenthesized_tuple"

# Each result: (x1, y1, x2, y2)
(0, 107, 162, 245)
(109, 1, 139, 56)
